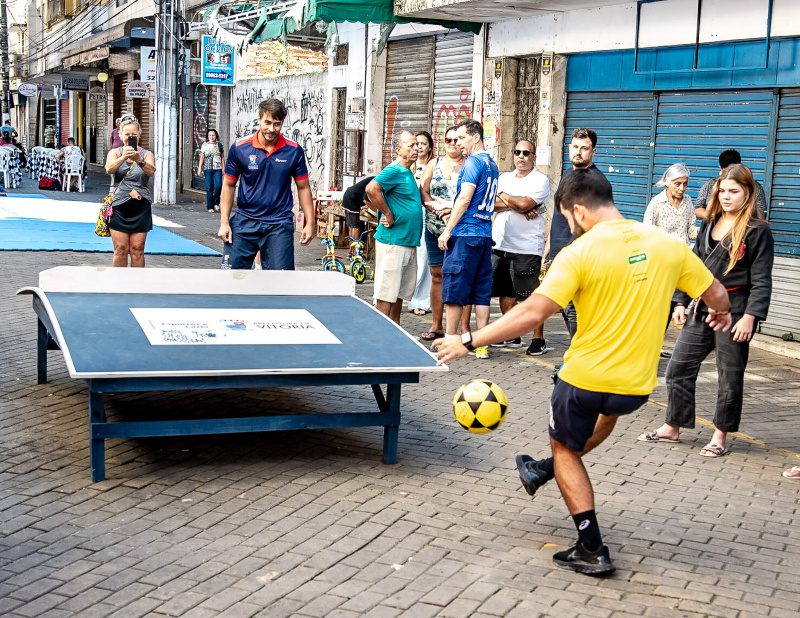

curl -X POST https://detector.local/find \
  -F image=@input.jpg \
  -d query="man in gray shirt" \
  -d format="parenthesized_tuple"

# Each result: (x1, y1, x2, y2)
(695, 149, 767, 219)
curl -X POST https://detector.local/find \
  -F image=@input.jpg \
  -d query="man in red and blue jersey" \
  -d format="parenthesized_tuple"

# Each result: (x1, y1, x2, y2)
(217, 98, 314, 269)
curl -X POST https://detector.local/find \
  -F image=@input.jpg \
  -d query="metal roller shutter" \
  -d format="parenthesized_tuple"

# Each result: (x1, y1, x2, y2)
(563, 92, 656, 218)
(762, 90, 800, 338)
(59, 98, 70, 147)
(431, 32, 473, 156)
(133, 95, 151, 151)
(382, 37, 435, 166)
(93, 98, 108, 164)
(653, 90, 772, 207)
(190, 84, 219, 190)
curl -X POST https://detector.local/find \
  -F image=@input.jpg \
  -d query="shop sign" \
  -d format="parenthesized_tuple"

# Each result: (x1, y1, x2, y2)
(18, 83, 38, 97)
(125, 80, 151, 99)
(88, 86, 107, 102)
(62, 75, 89, 91)
(201, 36, 235, 87)
(140, 46, 157, 83)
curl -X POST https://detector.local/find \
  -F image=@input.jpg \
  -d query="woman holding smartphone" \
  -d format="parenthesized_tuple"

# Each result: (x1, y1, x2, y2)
(104, 119, 157, 267)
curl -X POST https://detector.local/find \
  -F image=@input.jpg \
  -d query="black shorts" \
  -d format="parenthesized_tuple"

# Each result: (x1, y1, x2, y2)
(491, 250, 541, 301)
(343, 207, 361, 230)
(549, 378, 649, 452)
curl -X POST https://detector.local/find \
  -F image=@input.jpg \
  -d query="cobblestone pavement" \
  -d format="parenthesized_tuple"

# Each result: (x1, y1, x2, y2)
(1, 178, 798, 617)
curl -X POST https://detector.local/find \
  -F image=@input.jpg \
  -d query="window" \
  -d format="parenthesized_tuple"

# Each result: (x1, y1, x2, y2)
(333, 44, 349, 66)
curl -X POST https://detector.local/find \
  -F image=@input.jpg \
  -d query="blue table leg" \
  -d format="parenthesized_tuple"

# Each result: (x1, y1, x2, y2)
(37, 319, 48, 384)
(382, 383, 401, 464)
(89, 390, 107, 482)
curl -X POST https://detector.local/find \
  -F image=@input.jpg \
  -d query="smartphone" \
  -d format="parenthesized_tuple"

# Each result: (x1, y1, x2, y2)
(127, 136, 137, 149)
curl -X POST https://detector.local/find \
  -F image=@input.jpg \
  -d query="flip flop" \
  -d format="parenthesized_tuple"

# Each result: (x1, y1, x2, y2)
(412, 308, 427, 316)
(782, 466, 800, 479)
(637, 430, 680, 443)
(419, 330, 444, 341)
(699, 444, 729, 458)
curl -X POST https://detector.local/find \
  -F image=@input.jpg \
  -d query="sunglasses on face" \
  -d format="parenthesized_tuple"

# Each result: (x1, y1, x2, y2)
(514, 149, 532, 157)
(445, 138, 458, 144)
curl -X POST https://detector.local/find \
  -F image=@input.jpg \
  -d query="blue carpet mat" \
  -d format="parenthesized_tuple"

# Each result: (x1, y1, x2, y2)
(0, 219, 220, 255)
(2, 193, 47, 198)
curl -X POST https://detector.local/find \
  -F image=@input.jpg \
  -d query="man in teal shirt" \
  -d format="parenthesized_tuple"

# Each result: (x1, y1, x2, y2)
(365, 131, 423, 323)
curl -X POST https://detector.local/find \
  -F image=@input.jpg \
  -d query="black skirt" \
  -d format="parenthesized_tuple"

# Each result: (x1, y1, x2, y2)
(109, 198, 153, 234)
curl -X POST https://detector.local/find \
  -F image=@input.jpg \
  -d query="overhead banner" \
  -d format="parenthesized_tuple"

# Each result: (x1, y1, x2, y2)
(125, 80, 150, 99)
(201, 36, 235, 87)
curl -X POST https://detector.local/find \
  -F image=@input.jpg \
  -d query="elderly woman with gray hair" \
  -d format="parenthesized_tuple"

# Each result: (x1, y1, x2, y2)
(643, 163, 697, 244)
(644, 163, 698, 356)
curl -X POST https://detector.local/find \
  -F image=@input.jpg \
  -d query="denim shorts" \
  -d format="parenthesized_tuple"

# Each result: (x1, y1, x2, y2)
(441, 235, 493, 306)
(424, 227, 445, 266)
(549, 378, 649, 452)
(227, 213, 295, 270)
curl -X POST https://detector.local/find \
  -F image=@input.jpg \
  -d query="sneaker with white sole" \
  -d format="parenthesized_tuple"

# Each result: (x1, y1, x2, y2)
(474, 345, 490, 359)
(490, 337, 522, 348)
(526, 338, 547, 356)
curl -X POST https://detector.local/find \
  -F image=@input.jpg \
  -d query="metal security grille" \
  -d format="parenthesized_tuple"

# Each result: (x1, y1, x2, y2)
(332, 88, 346, 189)
(190, 84, 218, 190)
(383, 37, 435, 166)
(514, 56, 541, 146)
(431, 32, 474, 156)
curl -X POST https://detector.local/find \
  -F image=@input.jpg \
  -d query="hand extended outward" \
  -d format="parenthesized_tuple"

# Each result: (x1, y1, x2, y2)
(430, 335, 469, 366)
(674, 305, 733, 333)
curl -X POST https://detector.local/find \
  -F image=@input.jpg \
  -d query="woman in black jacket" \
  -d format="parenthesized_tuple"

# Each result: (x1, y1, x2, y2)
(639, 164, 774, 456)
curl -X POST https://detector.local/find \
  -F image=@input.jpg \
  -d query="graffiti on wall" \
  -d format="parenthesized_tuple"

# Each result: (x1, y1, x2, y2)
(192, 85, 209, 186)
(231, 73, 328, 193)
(432, 87, 472, 156)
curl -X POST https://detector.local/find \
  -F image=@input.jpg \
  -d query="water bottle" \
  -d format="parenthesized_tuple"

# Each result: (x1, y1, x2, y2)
(221, 254, 231, 270)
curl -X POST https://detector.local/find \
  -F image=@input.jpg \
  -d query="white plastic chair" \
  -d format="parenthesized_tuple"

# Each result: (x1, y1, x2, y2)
(62, 153, 85, 192)
(0, 149, 11, 190)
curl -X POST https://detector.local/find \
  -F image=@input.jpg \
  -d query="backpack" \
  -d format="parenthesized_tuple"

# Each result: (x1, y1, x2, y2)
(38, 176, 61, 191)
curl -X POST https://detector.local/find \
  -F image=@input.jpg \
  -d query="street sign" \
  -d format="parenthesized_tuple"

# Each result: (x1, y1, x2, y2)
(141, 47, 157, 83)
(125, 80, 150, 99)
(88, 86, 107, 102)
(62, 75, 89, 91)
(18, 83, 37, 97)
(201, 36, 235, 87)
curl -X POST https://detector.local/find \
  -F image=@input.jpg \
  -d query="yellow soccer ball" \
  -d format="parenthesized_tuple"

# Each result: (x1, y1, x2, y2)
(453, 379, 509, 434)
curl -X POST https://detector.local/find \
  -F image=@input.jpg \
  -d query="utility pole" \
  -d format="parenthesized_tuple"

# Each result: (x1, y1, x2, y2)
(154, 0, 178, 205)
(0, 0, 11, 119)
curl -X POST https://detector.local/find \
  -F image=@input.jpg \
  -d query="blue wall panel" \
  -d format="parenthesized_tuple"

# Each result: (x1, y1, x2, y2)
(566, 38, 800, 92)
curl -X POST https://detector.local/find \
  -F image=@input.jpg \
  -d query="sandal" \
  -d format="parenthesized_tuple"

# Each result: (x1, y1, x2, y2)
(411, 308, 427, 316)
(782, 466, 800, 479)
(699, 444, 729, 458)
(419, 330, 444, 341)
(637, 430, 680, 443)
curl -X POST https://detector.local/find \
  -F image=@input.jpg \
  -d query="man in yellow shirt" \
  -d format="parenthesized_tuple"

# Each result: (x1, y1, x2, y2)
(434, 168, 732, 575)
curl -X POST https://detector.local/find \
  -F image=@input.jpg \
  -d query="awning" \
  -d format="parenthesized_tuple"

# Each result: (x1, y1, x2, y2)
(59, 18, 155, 65)
(206, 0, 480, 49)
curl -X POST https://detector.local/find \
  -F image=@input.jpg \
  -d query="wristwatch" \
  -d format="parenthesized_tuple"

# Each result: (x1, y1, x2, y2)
(461, 331, 476, 352)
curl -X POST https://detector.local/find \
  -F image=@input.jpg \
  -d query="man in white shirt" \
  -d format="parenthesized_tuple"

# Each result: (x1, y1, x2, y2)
(490, 140, 551, 355)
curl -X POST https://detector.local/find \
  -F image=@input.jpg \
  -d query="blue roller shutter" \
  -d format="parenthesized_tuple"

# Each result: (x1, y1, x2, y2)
(652, 90, 773, 211)
(762, 90, 800, 339)
(563, 92, 656, 219)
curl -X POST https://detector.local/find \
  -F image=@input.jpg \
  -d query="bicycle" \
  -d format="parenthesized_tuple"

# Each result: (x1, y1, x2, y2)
(320, 230, 346, 273)
(346, 229, 374, 284)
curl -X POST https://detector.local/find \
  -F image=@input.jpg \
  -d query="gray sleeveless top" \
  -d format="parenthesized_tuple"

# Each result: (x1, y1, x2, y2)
(112, 148, 153, 206)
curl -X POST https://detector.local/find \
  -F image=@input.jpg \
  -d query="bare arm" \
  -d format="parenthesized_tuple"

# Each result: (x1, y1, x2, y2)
(433, 293, 562, 364)
(196, 152, 205, 176)
(437, 183, 475, 250)
(140, 151, 156, 178)
(105, 147, 128, 175)
(420, 159, 436, 207)
(365, 180, 393, 227)
(217, 176, 238, 242)
(496, 191, 537, 214)
(295, 176, 315, 245)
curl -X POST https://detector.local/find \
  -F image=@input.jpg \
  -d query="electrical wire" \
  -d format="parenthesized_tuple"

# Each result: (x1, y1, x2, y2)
(25, 0, 147, 66)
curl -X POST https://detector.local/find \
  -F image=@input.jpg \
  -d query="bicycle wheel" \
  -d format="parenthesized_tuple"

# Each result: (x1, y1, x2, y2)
(322, 257, 335, 271)
(334, 258, 346, 273)
(351, 261, 367, 284)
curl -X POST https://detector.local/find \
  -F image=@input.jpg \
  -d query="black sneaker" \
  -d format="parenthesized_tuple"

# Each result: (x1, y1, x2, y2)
(659, 349, 672, 359)
(515, 454, 551, 497)
(552, 542, 616, 576)
(491, 337, 522, 348)
(526, 338, 547, 356)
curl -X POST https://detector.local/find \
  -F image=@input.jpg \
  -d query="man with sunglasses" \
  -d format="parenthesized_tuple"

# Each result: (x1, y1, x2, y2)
(491, 140, 551, 355)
